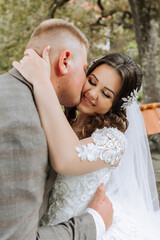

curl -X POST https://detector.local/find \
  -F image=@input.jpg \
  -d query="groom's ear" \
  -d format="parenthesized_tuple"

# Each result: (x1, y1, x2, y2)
(58, 50, 71, 75)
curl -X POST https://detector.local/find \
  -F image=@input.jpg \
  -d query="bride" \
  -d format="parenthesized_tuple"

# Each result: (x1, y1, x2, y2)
(13, 49, 160, 239)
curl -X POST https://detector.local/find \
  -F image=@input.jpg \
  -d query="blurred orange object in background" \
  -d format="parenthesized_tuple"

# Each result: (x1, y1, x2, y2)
(140, 103, 160, 135)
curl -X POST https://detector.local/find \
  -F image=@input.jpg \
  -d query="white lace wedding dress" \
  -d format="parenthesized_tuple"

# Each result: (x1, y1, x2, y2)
(40, 127, 158, 240)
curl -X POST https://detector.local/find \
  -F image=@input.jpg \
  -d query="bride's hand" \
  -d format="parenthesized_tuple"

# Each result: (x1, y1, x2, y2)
(12, 46, 51, 87)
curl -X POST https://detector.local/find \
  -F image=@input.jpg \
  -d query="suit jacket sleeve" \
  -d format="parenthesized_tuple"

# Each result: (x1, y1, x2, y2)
(38, 213, 96, 240)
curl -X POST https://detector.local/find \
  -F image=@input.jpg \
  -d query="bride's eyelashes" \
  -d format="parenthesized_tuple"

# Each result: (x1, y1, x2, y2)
(88, 77, 111, 99)
(88, 77, 96, 86)
(102, 91, 111, 99)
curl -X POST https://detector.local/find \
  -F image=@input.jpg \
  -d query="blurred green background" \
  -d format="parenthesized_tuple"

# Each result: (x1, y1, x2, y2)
(0, 0, 138, 73)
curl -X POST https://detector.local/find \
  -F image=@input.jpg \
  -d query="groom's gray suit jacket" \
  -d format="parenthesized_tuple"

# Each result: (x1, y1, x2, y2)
(0, 68, 96, 240)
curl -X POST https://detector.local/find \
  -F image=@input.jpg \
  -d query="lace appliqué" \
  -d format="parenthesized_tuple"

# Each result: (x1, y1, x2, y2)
(41, 167, 112, 226)
(40, 127, 127, 227)
(75, 127, 127, 167)
(40, 126, 152, 240)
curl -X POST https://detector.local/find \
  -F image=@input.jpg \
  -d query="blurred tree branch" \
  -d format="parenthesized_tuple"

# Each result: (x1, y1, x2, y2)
(90, 0, 133, 30)
(50, 0, 69, 18)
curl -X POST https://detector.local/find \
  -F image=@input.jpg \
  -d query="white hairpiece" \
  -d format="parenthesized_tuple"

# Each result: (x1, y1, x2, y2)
(121, 89, 138, 109)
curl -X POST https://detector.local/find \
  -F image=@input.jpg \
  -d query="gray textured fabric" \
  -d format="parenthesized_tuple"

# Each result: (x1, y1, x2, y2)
(0, 68, 96, 240)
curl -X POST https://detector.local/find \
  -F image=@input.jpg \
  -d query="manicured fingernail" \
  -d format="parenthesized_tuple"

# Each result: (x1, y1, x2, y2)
(47, 45, 50, 49)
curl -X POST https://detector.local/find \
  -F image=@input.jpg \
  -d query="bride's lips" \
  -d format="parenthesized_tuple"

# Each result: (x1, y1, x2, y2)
(81, 94, 95, 106)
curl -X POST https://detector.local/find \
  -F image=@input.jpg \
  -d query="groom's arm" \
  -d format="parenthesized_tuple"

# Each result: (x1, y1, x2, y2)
(38, 213, 96, 240)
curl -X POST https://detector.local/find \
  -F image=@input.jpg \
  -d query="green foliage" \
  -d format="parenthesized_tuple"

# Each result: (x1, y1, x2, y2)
(53, 0, 138, 64)
(0, 0, 50, 73)
(137, 91, 143, 102)
(0, 0, 139, 73)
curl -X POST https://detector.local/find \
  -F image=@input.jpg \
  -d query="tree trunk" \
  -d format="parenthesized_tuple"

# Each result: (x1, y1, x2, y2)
(128, 0, 160, 103)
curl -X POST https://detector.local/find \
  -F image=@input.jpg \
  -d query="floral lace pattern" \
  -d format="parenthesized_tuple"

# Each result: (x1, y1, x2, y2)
(41, 167, 112, 226)
(41, 127, 127, 226)
(76, 127, 127, 166)
(40, 127, 152, 239)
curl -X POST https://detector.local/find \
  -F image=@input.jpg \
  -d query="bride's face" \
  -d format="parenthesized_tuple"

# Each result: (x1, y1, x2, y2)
(77, 64, 122, 116)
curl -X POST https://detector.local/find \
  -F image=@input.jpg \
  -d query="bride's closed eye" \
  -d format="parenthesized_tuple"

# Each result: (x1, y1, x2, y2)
(102, 91, 111, 99)
(88, 77, 111, 99)
(88, 77, 96, 86)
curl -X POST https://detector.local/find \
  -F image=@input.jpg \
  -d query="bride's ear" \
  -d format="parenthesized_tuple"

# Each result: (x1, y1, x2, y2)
(58, 50, 71, 75)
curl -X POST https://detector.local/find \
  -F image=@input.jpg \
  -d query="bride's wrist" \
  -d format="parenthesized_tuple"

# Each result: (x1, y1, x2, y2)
(33, 79, 52, 92)
(34, 77, 51, 87)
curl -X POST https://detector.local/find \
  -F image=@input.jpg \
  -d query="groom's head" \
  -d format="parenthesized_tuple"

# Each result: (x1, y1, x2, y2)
(26, 19, 88, 107)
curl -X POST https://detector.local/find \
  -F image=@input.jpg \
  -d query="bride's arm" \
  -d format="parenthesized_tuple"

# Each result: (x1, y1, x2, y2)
(34, 82, 110, 175)
(13, 48, 126, 176)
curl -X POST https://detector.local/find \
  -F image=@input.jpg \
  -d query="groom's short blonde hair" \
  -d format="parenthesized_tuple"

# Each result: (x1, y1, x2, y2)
(28, 19, 89, 49)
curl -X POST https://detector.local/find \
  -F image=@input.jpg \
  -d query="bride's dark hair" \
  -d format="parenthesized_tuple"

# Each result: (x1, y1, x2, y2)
(65, 53, 142, 139)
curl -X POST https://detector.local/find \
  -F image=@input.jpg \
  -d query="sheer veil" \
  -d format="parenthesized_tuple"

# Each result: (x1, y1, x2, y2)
(107, 101, 160, 234)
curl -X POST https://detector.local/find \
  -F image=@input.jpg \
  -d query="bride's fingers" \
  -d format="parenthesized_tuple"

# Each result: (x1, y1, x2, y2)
(42, 46, 50, 63)
(12, 61, 21, 72)
(20, 56, 29, 63)
(24, 48, 37, 57)
(12, 56, 29, 71)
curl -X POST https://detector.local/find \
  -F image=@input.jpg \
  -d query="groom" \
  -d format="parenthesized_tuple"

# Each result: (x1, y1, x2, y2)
(0, 19, 113, 240)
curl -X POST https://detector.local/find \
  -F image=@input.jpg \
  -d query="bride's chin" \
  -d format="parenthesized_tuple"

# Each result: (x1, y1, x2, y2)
(76, 104, 95, 116)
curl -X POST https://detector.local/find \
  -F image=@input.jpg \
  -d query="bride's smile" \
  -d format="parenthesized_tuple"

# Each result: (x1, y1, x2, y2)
(77, 64, 122, 116)
(81, 94, 96, 107)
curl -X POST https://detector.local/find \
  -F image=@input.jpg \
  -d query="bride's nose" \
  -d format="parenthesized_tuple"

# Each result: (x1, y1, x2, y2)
(88, 88, 99, 100)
